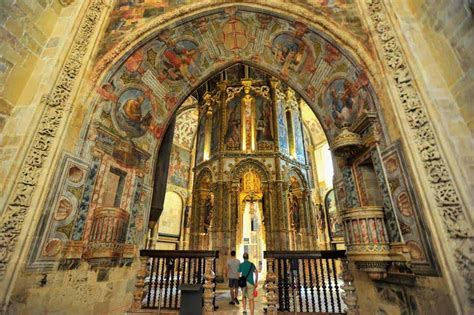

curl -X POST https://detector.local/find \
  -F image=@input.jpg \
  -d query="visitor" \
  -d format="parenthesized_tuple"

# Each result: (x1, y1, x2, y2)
(225, 250, 240, 305)
(239, 252, 258, 315)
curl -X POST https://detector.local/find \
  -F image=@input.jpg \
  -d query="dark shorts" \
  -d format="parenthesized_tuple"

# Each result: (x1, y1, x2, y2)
(228, 278, 239, 288)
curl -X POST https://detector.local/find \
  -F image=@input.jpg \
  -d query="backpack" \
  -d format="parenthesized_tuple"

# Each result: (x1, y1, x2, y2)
(238, 263, 254, 288)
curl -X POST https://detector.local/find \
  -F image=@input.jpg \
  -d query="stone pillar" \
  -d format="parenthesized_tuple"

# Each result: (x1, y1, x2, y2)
(341, 258, 359, 315)
(131, 256, 148, 311)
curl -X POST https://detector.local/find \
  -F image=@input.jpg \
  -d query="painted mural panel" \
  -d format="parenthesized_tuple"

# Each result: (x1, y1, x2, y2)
(168, 145, 191, 189)
(92, 9, 381, 147)
(158, 191, 183, 238)
(196, 115, 206, 163)
(325, 189, 343, 240)
(211, 102, 220, 155)
(293, 109, 306, 162)
(256, 97, 274, 151)
(224, 94, 242, 151)
(276, 96, 289, 155)
(381, 142, 438, 274)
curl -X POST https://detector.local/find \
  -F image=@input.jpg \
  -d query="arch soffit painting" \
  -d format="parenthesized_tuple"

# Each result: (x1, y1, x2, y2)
(87, 2, 386, 149)
(231, 159, 270, 184)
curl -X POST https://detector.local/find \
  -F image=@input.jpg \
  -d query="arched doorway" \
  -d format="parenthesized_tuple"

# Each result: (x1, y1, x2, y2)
(11, 2, 467, 314)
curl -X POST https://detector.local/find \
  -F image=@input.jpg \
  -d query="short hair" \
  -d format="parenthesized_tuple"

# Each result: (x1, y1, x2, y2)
(243, 252, 249, 260)
(230, 250, 236, 257)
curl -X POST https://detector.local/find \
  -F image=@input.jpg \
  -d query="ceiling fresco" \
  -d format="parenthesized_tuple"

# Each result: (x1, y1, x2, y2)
(98, 1, 369, 60)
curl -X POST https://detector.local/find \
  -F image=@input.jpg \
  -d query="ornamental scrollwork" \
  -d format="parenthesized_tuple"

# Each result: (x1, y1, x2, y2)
(366, 0, 473, 300)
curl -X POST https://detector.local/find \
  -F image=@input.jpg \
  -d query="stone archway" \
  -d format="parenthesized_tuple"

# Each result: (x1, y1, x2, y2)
(1, 2, 471, 313)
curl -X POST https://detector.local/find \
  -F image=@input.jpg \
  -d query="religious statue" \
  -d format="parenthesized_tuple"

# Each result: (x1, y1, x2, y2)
(203, 194, 214, 234)
(288, 189, 301, 231)
(241, 83, 256, 150)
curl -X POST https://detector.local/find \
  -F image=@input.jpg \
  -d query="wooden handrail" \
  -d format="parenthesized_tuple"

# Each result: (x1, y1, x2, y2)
(264, 250, 346, 259)
(140, 250, 219, 258)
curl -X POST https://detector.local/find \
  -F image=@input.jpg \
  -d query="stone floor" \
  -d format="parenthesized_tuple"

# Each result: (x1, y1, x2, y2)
(213, 287, 267, 315)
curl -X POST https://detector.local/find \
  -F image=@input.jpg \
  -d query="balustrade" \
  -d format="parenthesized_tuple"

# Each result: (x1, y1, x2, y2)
(132, 250, 218, 311)
(264, 250, 356, 314)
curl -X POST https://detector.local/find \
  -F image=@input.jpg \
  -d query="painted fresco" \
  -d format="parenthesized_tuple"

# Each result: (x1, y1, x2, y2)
(196, 114, 205, 163)
(168, 145, 191, 189)
(276, 95, 290, 155)
(93, 9, 380, 145)
(174, 108, 198, 150)
(159, 191, 183, 237)
(325, 189, 344, 240)
(97, 1, 369, 61)
(293, 109, 306, 162)
(324, 75, 374, 129)
(256, 97, 274, 150)
(224, 95, 241, 151)
(381, 142, 438, 274)
(211, 102, 220, 155)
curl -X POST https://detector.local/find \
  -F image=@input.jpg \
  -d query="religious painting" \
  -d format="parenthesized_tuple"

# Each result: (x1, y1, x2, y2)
(156, 34, 201, 83)
(211, 102, 220, 155)
(115, 88, 153, 138)
(324, 76, 373, 128)
(276, 97, 290, 155)
(158, 191, 183, 238)
(325, 189, 344, 240)
(292, 109, 306, 162)
(224, 95, 241, 150)
(168, 145, 191, 189)
(196, 114, 206, 163)
(271, 33, 307, 78)
(256, 97, 274, 151)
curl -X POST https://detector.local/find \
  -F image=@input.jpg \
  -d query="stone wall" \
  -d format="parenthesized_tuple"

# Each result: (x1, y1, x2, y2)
(0, 0, 84, 211)
(9, 262, 138, 314)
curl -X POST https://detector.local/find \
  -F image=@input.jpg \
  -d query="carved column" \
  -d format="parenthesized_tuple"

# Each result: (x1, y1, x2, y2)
(341, 258, 359, 315)
(265, 257, 278, 315)
(203, 257, 216, 314)
(131, 256, 148, 311)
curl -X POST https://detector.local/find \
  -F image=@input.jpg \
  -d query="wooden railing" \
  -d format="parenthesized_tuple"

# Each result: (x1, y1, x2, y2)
(264, 250, 358, 314)
(131, 250, 218, 312)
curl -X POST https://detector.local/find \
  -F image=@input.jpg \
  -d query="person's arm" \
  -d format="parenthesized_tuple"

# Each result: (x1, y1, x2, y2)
(224, 263, 228, 279)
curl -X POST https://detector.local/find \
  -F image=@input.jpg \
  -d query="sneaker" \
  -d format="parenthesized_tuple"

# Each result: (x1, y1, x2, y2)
(234, 298, 240, 305)
(243, 311, 247, 315)
(229, 301, 235, 305)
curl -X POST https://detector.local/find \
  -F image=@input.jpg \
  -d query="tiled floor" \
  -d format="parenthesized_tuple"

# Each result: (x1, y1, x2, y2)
(213, 287, 267, 315)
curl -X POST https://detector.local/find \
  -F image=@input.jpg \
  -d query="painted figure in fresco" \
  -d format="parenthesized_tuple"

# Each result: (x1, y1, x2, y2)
(272, 34, 306, 78)
(225, 104, 241, 149)
(257, 100, 273, 143)
(327, 79, 368, 128)
(116, 88, 154, 138)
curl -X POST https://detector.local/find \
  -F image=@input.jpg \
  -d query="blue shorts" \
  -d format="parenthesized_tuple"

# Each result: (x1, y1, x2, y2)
(229, 278, 239, 288)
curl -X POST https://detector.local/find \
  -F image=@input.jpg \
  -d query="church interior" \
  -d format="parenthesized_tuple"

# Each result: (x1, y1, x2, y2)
(0, 1, 472, 314)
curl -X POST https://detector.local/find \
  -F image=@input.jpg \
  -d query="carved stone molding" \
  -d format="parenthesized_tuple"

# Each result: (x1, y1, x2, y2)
(366, 0, 473, 304)
(0, 0, 107, 308)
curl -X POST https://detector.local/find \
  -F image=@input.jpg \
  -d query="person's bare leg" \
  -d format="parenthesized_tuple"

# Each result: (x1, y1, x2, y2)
(242, 296, 247, 312)
(249, 299, 254, 315)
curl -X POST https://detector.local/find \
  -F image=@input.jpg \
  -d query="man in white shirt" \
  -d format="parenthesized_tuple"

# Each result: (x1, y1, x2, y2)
(225, 250, 241, 305)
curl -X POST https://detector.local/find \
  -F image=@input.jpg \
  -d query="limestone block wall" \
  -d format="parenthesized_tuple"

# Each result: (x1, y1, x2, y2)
(9, 262, 139, 314)
(389, 0, 474, 197)
(0, 0, 84, 211)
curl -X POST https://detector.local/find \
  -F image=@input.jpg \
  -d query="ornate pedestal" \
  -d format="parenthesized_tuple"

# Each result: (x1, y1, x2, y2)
(84, 207, 130, 259)
(340, 206, 390, 279)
